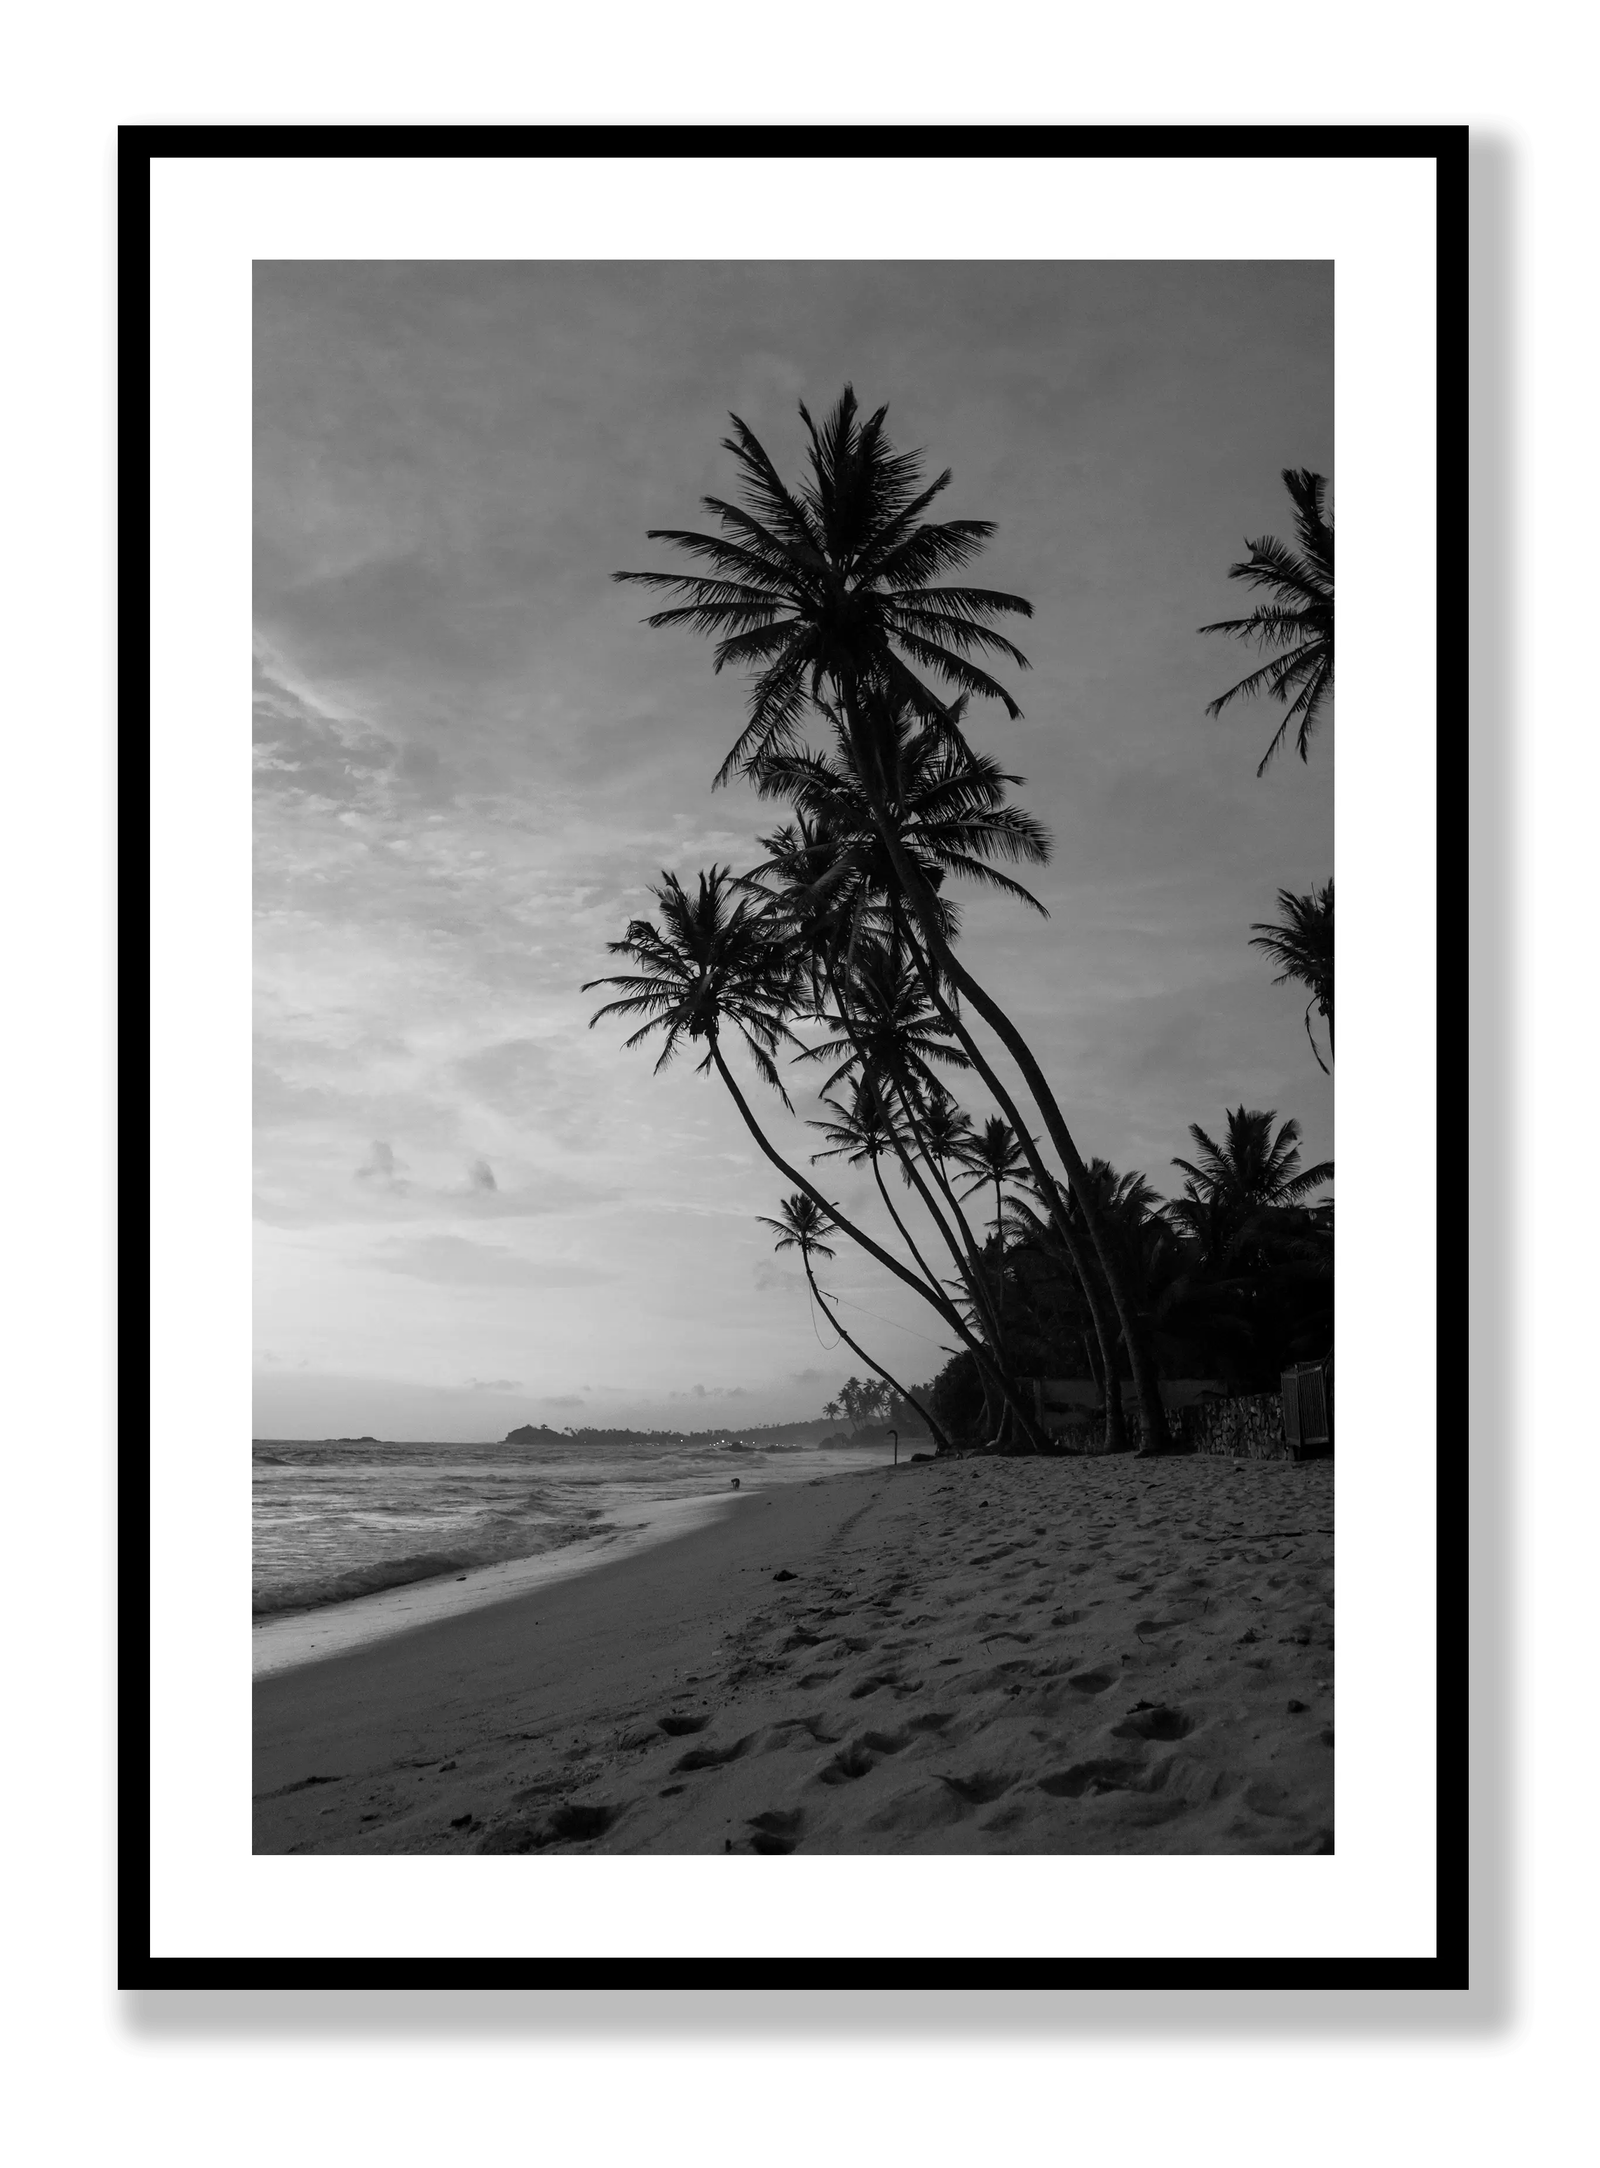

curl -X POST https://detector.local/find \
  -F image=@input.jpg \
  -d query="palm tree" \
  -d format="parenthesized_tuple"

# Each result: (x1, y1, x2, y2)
(958, 1117, 1030, 1253)
(583, 865, 1010, 1406)
(617, 387, 1171, 1455)
(1200, 468, 1334, 775)
(615, 385, 1033, 780)
(757, 1193, 950, 1452)
(750, 693, 1053, 942)
(1169, 1107, 1333, 1233)
(1250, 881, 1334, 1073)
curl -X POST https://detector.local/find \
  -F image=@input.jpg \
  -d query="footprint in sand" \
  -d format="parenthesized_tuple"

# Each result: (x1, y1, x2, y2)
(673, 1735, 755, 1771)
(476, 1799, 619, 1852)
(747, 1808, 805, 1854)
(1065, 1666, 1119, 1694)
(936, 1771, 1012, 1806)
(657, 1714, 711, 1737)
(818, 1741, 879, 1785)
(1110, 1704, 1194, 1742)
(848, 1673, 903, 1700)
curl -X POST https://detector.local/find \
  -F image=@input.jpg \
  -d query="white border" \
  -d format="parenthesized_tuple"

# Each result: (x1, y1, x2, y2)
(149, 148, 1437, 1961)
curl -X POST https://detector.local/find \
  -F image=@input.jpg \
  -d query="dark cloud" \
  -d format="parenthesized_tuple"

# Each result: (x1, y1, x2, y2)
(355, 1141, 409, 1193)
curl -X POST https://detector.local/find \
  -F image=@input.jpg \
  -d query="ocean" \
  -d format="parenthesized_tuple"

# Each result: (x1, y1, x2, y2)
(251, 1430, 903, 1677)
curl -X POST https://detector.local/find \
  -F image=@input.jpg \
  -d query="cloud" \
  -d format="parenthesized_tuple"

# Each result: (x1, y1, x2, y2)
(466, 1376, 522, 1392)
(789, 1367, 837, 1386)
(356, 1140, 410, 1194)
(466, 1158, 497, 1193)
(543, 1394, 585, 1409)
(370, 1235, 615, 1288)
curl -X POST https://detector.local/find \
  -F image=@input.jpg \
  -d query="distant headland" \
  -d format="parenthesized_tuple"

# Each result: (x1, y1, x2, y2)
(503, 1418, 842, 1449)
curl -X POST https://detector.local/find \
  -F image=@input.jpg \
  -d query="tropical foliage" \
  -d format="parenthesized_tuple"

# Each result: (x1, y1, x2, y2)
(1201, 467, 1334, 774)
(1251, 881, 1334, 1072)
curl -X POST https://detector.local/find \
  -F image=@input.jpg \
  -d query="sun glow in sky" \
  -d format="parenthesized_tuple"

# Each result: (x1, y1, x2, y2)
(253, 260, 1332, 1441)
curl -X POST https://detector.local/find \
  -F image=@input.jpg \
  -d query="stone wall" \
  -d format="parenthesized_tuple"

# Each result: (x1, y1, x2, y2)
(1182, 1392, 1294, 1460)
(979, 1390, 1328, 1460)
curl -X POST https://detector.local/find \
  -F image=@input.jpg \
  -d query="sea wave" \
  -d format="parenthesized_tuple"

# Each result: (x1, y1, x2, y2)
(252, 1519, 618, 1618)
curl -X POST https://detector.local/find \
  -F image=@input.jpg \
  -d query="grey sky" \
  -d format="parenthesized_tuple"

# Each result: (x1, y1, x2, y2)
(253, 261, 1332, 1440)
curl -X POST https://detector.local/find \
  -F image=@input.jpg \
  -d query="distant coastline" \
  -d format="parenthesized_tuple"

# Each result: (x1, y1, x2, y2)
(251, 1417, 900, 1451)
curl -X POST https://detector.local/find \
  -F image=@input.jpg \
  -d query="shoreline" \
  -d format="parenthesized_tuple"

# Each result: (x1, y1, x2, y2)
(252, 1489, 743, 1679)
(254, 1451, 1334, 1856)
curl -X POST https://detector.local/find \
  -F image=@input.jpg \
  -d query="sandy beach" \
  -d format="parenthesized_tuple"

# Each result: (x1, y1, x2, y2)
(255, 1449, 1333, 1856)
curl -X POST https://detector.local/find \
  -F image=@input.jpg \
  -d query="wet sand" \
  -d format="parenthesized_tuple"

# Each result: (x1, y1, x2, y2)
(254, 1451, 1333, 1856)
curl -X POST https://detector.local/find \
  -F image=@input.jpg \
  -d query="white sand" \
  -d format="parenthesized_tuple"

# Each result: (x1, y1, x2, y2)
(254, 1450, 1333, 1856)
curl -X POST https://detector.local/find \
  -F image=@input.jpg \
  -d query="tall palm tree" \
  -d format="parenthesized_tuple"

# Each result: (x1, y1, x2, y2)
(1200, 468, 1334, 775)
(616, 387, 1171, 1454)
(757, 1193, 950, 1452)
(584, 865, 1016, 1415)
(1250, 880, 1334, 1072)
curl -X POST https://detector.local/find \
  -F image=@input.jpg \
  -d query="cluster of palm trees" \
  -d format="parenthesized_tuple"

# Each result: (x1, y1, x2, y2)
(586, 390, 1333, 1455)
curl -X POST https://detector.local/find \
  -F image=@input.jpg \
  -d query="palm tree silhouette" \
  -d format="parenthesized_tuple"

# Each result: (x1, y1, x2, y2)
(584, 865, 1005, 1402)
(617, 387, 1170, 1454)
(1201, 468, 1334, 775)
(958, 1116, 1030, 1236)
(1170, 1108, 1333, 1234)
(615, 385, 1033, 781)
(757, 1193, 949, 1453)
(1250, 881, 1334, 1072)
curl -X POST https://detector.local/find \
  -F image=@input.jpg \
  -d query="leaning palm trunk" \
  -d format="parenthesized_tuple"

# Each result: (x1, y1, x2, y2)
(861, 1151, 1021, 1448)
(817, 967, 1008, 1359)
(882, 1075, 1032, 1450)
(817, 974, 1042, 1448)
(869, 1152, 944, 1294)
(888, 903, 1130, 1453)
(707, 1039, 1041, 1445)
(873, 1064, 1046, 1451)
(796, 1250, 951, 1453)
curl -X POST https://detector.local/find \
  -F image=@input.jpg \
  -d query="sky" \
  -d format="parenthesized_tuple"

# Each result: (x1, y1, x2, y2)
(253, 261, 1333, 1441)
